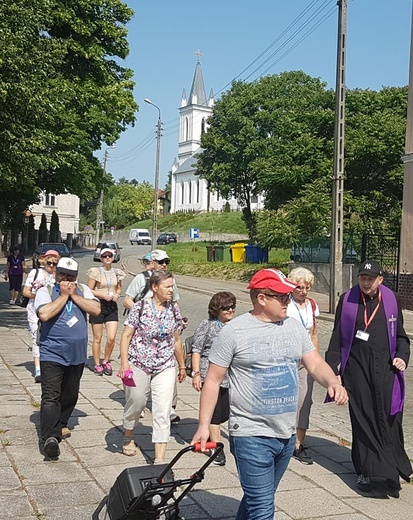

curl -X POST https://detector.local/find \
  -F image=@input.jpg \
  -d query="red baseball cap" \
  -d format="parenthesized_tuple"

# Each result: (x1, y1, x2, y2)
(247, 268, 297, 294)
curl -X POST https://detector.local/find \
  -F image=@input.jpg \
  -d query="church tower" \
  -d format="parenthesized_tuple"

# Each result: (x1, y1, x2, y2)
(177, 55, 214, 166)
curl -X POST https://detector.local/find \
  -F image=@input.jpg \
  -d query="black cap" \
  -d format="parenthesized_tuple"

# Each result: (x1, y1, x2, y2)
(358, 260, 383, 278)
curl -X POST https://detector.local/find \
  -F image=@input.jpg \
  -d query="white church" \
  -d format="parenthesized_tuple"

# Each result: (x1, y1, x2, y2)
(169, 59, 264, 214)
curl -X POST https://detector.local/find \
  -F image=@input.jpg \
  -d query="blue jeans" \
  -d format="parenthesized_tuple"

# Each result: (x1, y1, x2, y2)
(230, 435, 296, 520)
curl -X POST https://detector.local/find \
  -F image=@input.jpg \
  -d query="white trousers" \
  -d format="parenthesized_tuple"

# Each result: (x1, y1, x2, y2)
(26, 304, 40, 359)
(123, 365, 175, 443)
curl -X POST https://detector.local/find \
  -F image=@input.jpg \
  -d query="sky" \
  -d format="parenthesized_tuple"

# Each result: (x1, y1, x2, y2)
(104, 0, 413, 189)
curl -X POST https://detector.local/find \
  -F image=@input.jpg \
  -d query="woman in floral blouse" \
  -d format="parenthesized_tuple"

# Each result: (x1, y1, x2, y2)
(191, 291, 236, 466)
(118, 270, 186, 462)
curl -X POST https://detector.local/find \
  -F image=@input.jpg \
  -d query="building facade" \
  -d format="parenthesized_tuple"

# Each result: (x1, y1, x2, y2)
(30, 192, 80, 238)
(170, 60, 264, 213)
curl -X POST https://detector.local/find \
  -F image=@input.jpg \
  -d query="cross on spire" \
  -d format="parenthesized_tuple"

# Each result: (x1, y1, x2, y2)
(195, 49, 202, 62)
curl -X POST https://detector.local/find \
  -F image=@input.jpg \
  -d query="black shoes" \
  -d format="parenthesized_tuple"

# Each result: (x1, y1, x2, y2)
(44, 437, 60, 460)
(356, 474, 371, 492)
(211, 448, 226, 466)
(292, 445, 313, 465)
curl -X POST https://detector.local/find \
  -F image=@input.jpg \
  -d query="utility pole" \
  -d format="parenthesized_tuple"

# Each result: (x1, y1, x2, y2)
(144, 98, 162, 246)
(95, 147, 113, 245)
(329, 0, 348, 313)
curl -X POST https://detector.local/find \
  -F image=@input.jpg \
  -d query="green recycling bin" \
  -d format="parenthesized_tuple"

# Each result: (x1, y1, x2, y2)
(214, 245, 224, 262)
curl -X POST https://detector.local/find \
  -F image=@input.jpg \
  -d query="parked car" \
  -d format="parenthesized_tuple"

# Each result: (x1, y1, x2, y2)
(93, 241, 122, 263)
(157, 233, 178, 245)
(129, 228, 151, 245)
(32, 242, 71, 268)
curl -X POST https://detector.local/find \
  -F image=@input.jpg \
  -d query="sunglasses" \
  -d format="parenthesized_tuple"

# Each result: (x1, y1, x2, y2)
(220, 305, 236, 312)
(261, 293, 291, 304)
(101, 255, 113, 259)
(46, 261, 58, 266)
(157, 258, 170, 265)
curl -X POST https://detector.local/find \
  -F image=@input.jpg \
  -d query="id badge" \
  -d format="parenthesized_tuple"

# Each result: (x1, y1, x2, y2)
(355, 329, 370, 342)
(67, 316, 79, 328)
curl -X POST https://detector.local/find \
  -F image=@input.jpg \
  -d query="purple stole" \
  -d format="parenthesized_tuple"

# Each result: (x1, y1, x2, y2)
(338, 284, 405, 415)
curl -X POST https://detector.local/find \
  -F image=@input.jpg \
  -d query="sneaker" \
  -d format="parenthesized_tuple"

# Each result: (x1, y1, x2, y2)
(170, 410, 181, 423)
(61, 427, 71, 439)
(34, 369, 41, 383)
(94, 365, 104, 375)
(44, 437, 60, 459)
(9, 299, 15, 304)
(212, 449, 226, 466)
(357, 474, 371, 493)
(101, 362, 113, 376)
(292, 445, 313, 465)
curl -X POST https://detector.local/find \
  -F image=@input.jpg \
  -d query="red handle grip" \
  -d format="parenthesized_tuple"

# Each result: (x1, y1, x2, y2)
(193, 442, 217, 452)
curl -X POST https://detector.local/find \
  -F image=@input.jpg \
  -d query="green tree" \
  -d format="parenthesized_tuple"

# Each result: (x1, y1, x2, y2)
(103, 180, 154, 228)
(39, 213, 48, 243)
(0, 0, 137, 239)
(196, 71, 334, 239)
(49, 210, 60, 242)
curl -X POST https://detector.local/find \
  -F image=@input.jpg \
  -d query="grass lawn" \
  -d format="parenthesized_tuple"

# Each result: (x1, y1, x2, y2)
(132, 211, 248, 235)
(160, 242, 290, 281)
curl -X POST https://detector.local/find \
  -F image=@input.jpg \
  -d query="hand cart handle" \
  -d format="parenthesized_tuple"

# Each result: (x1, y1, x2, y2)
(193, 441, 218, 452)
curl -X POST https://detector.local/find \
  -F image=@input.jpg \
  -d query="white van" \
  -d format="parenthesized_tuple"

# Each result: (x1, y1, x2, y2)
(129, 228, 151, 245)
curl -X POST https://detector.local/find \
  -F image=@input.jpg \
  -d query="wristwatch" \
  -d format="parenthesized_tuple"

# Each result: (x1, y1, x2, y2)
(191, 370, 200, 377)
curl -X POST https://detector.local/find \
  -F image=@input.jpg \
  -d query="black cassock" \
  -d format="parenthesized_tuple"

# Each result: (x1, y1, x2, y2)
(326, 290, 412, 482)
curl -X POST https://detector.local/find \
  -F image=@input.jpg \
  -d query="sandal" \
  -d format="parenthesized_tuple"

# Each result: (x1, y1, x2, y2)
(123, 436, 137, 456)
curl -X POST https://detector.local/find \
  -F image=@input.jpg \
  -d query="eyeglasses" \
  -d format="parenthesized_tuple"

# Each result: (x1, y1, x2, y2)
(220, 305, 236, 312)
(261, 293, 291, 304)
(101, 255, 113, 259)
(46, 261, 58, 266)
(157, 258, 170, 265)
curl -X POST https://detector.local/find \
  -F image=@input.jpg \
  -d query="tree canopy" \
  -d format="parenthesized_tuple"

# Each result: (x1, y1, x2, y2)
(195, 70, 407, 245)
(0, 0, 137, 232)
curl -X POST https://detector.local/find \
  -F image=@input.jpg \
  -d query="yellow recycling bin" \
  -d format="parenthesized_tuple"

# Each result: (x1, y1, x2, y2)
(230, 243, 247, 263)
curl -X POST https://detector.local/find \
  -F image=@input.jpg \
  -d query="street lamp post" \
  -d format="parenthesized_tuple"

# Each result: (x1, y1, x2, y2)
(144, 98, 162, 246)
(95, 145, 115, 245)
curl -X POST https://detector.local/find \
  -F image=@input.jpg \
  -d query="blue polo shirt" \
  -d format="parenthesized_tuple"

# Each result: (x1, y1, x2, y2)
(35, 284, 96, 366)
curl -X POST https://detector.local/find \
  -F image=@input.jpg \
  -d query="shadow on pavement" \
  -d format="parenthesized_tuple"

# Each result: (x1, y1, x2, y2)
(0, 306, 27, 328)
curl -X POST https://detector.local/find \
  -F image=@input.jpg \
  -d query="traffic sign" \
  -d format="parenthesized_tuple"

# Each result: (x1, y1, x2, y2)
(189, 228, 200, 239)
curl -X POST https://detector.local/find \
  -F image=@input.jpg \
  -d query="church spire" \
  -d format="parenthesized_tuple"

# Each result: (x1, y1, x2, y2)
(188, 51, 207, 106)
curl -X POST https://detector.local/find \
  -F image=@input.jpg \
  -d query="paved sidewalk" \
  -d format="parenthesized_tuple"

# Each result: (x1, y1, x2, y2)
(1, 268, 413, 519)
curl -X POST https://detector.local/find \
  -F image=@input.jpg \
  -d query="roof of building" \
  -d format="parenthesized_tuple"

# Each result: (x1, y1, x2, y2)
(188, 61, 207, 106)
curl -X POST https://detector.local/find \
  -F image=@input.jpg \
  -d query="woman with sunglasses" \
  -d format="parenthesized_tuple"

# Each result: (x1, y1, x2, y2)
(190, 291, 237, 466)
(87, 248, 126, 375)
(119, 270, 185, 462)
(286, 267, 319, 465)
(22, 249, 60, 382)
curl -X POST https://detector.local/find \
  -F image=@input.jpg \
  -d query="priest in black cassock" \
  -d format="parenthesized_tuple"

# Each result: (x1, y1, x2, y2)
(326, 260, 412, 498)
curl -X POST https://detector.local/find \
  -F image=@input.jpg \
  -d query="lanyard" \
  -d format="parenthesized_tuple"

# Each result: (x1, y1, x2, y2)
(361, 290, 381, 331)
(215, 319, 224, 328)
(66, 300, 73, 316)
(101, 267, 113, 292)
(291, 296, 308, 328)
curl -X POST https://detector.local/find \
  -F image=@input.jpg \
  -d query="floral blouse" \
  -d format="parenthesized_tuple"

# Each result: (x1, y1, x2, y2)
(191, 318, 229, 388)
(125, 298, 182, 374)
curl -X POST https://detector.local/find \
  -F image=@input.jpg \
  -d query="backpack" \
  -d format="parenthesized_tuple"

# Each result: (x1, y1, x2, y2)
(308, 297, 317, 331)
(123, 271, 151, 316)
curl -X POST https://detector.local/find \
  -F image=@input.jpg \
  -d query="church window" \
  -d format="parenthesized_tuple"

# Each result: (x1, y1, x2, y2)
(196, 180, 200, 203)
(201, 118, 206, 135)
(184, 117, 189, 141)
(188, 181, 192, 204)
(181, 181, 185, 205)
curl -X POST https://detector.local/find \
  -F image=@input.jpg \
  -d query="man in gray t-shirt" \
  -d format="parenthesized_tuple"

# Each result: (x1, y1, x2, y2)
(192, 268, 348, 520)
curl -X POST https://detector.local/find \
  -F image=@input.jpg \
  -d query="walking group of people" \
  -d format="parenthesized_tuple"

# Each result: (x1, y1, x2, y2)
(4, 243, 412, 518)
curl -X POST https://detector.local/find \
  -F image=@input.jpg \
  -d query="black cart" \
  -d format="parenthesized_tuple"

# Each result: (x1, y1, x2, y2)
(92, 441, 224, 520)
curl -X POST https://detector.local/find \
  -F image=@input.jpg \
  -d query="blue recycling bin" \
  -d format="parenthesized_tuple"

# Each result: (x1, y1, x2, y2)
(245, 245, 269, 264)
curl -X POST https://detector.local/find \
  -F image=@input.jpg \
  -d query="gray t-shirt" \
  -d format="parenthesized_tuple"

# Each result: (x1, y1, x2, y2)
(209, 312, 315, 439)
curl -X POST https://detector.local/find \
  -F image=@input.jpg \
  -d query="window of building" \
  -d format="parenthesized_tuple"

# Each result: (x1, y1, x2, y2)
(188, 181, 192, 204)
(251, 195, 258, 203)
(184, 117, 189, 141)
(45, 193, 56, 206)
(201, 118, 206, 135)
(196, 180, 200, 203)
(181, 181, 185, 205)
